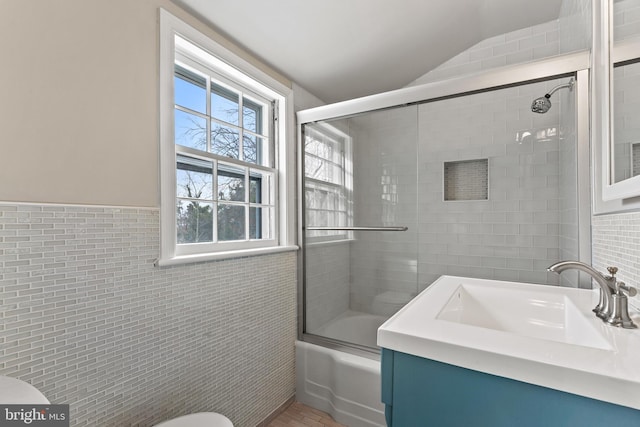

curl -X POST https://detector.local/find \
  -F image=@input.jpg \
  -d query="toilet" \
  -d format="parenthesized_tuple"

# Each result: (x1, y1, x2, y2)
(0, 376, 232, 427)
(0, 375, 50, 404)
(371, 291, 414, 316)
(154, 412, 233, 427)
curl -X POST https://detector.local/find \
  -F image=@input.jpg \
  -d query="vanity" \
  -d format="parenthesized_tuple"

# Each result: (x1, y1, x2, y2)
(377, 276, 640, 426)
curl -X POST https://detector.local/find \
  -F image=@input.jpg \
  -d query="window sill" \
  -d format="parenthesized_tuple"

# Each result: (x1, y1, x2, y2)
(154, 245, 299, 267)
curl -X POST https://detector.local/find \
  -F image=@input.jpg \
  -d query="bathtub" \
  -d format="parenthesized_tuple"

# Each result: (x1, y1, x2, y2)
(296, 311, 387, 427)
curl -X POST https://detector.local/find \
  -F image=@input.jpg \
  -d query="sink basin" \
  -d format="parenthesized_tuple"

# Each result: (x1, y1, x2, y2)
(437, 283, 612, 350)
(378, 275, 640, 411)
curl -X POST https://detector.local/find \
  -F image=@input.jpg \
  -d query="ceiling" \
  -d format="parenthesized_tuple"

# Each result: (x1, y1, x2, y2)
(175, 0, 563, 103)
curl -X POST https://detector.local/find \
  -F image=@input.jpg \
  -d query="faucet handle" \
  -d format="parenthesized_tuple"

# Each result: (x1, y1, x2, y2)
(619, 281, 638, 297)
(606, 266, 638, 297)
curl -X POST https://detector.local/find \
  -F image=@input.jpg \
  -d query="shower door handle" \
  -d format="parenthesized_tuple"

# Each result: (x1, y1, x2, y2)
(304, 226, 408, 231)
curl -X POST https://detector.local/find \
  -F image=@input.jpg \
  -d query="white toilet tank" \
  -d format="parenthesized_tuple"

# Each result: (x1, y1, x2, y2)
(372, 291, 413, 316)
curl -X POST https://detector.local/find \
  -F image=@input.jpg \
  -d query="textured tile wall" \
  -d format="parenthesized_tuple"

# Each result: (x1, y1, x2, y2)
(405, 13, 582, 290)
(417, 80, 569, 289)
(592, 211, 640, 311)
(0, 203, 296, 427)
(304, 241, 350, 332)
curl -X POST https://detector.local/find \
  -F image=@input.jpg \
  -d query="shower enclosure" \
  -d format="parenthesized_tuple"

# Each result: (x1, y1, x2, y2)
(298, 54, 592, 355)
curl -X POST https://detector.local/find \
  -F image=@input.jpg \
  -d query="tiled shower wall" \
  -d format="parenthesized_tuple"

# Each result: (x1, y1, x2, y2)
(304, 242, 350, 332)
(416, 80, 566, 289)
(0, 203, 296, 427)
(344, 79, 574, 317)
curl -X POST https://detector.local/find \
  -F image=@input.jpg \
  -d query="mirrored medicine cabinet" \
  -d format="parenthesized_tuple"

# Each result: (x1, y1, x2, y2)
(594, 0, 640, 209)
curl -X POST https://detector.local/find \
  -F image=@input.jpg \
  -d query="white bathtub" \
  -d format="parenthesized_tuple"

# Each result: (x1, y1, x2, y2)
(296, 312, 387, 427)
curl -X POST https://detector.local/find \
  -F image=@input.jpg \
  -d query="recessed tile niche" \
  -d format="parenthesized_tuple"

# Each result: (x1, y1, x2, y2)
(444, 159, 489, 201)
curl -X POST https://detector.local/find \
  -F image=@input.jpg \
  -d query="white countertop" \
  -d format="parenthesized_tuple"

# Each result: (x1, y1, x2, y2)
(377, 275, 640, 410)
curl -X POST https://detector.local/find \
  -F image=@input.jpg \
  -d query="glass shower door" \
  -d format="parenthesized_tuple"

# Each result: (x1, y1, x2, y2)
(302, 105, 419, 349)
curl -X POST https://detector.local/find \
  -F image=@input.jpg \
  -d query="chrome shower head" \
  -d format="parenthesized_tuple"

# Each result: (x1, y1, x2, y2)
(531, 95, 552, 114)
(531, 78, 575, 114)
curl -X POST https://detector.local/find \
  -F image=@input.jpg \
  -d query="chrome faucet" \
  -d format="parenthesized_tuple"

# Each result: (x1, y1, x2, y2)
(548, 261, 637, 329)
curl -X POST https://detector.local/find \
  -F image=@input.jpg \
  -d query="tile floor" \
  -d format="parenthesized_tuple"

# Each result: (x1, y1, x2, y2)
(267, 401, 347, 427)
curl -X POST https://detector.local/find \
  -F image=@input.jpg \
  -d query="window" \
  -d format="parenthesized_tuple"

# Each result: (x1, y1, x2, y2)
(303, 123, 352, 243)
(158, 10, 295, 265)
(173, 62, 275, 250)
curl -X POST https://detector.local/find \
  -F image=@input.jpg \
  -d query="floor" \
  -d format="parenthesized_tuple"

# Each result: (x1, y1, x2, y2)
(267, 401, 347, 427)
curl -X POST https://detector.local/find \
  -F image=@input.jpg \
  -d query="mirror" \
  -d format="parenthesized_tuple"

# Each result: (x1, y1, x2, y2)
(612, 0, 640, 184)
(599, 0, 640, 201)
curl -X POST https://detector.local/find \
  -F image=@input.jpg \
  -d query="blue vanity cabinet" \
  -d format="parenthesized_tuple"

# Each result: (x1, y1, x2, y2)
(381, 348, 640, 427)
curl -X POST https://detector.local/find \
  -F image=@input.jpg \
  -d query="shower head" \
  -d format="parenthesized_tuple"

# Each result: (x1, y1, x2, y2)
(531, 95, 552, 114)
(531, 78, 575, 114)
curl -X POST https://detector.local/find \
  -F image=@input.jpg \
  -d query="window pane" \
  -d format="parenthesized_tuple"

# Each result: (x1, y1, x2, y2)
(305, 156, 331, 181)
(243, 134, 266, 165)
(211, 82, 239, 125)
(249, 206, 262, 239)
(218, 164, 246, 201)
(305, 188, 315, 209)
(305, 156, 344, 185)
(249, 170, 272, 204)
(175, 109, 207, 150)
(174, 66, 206, 114)
(331, 163, 344, 186)
(211, 122, 240, 158)
(177, 155, 213, 199)
(218, 204, 246, 241)
(250, 207, 272, 239)
(305, 137, 331, 158)
(176, 200, 213, 243)
(243, 98, 263, 134)
(304, 155, 323, 180)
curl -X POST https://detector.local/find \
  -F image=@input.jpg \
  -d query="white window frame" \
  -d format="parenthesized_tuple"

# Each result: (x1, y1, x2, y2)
(157, 9, 297, 266)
